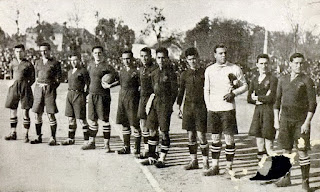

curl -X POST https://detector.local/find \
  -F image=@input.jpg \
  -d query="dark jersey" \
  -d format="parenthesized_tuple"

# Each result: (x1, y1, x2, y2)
(88, 61, 117, 95)
(151, 66, 178, 106)
(177, 68, 206, 106)
(274, 74, 317, 121)
(9, 58, 35, 86)
(247, 73, 278, 105)
(139, 63, 158, 97)
(119, 67, 140, 97)
(68, 67, 90, 92)
(35, 58, 61, 86)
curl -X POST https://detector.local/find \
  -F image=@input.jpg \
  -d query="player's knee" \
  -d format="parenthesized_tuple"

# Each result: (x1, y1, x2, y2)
(48, 114, 56, 121)
(211, 134, 221, 143)
(78, 119, 88, 126)
(68, 117, 76, 125)
(197, 132, 207, 144)
(149, 129, 158, 137)
(224, 134, 235, 145)
(88, 119, 98, 126)
(34, 114, 43, 124)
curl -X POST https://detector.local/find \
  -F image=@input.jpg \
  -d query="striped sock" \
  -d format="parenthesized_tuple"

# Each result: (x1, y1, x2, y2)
(10, 117, 18, 128)
(23, 118, 31, 129)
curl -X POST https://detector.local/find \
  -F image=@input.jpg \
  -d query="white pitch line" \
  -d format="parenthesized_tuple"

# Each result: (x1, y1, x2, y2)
(110, 119, 166, 192)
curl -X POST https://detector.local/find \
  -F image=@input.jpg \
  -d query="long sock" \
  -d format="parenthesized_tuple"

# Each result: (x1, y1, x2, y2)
(148, 136, 159, 159)
(211, 142, 222, 167)
(89, 124, 98, 138)
(83, 125, 89, 140)
(300, 156, 311, 180)
(103, 122, 111, 140)
(10, 117, 18, 130)
(68, 124, 77, 139)
(122, 129, 131, 148)
(49, 120, 57, 139)
(225, 144, 236, 169)
(188, 142, 198, 158)
(35, 123, 42, 136)
(133, 131, 141, 153)
(23, 118, 31, 129)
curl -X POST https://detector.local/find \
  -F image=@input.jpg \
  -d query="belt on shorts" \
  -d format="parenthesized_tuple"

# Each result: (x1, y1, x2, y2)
(68, 89, 84, 92)
(36, 82, 49, 86)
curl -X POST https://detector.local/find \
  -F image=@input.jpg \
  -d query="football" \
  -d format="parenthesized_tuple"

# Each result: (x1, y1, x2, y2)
(101, 73, 113, 84)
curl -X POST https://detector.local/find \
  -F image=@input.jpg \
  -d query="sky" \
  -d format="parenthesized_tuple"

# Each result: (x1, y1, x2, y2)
(0, 0, 320, 44)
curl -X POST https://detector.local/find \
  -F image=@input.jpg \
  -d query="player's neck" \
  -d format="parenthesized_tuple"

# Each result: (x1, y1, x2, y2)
(290, 72, 299, 81)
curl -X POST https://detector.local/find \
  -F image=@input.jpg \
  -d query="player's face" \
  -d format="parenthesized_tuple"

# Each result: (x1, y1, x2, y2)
(92, 48, 103, 62)
(140, 51, 151, 66)
(39, 46, 50, 59)
(256, 58, 269, 75)
(122, 53, 132, 68)
(290, 57, 304, 74)
(214, 48, 227, 64)
(156, 52, 168, 69)
(70, 56, 80, 68)
(186, 55, 199, 69)
(14, 48, 25, 60)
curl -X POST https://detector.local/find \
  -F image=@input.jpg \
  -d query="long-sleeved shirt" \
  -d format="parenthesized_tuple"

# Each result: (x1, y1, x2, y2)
(247, 73, 278, 105)
(177, 67, 206, 106)
(119, 67, 140, 99)
(151, 66, 178, 107)
(274, 74, 317, 121)
(35, 58, 61, 87)
(87, 61, 117, 95)
(139, 62, 158, 97)
(68, 67, 90, 92)
(9, 58, 35, 86)
(204, 62, 248, 112)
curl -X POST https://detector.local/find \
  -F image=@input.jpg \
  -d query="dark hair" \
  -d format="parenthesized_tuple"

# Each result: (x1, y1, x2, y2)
(256, 54, 269, 63)
(69, 51, 81, 59)
(214, 43, 227, 53)
(156, 47, 168, 57)
(290, 53, 304, 62)
(39, 42, 51, 50)
(140, 47, 151, 55)
(14, 44, 25, 50)
(185, 47, 199, 57)
(92, 45, 104, 52)
(122, 50, 133, 57)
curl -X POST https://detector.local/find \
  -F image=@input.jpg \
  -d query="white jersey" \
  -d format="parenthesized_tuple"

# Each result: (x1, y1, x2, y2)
(204, 62, 247, 112)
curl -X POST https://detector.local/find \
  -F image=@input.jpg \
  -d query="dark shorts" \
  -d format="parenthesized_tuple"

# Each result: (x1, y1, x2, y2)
(138, 96, 149, 120)
(88, 94, 110, 121)
(65, 91, 86, 119)
(32, 83, 58, 114)
(278, 118, 310, 151)
(146, 99, 173, 132)
(207, 110, 238, 135)
(116, 94, 139, 128)
(5, 81, 33, 110)
(182, 102, 207, 133)
(249, 105, 276, 140)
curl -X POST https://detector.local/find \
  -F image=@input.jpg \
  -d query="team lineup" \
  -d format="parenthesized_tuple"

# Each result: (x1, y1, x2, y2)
(4, 43, 316, 192)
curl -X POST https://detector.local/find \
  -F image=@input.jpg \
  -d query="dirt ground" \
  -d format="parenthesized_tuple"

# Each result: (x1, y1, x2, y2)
(0, 81, 319, 192)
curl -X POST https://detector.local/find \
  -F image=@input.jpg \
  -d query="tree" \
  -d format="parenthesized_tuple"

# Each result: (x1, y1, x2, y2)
(141, 6, 166, 47)
(95, 18, 135, 58)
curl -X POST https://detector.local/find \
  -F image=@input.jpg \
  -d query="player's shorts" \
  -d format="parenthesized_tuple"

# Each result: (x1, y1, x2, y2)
(182, 102, 207, 133)
(138, 95, 149, 120)
(116, 93, 139, 128)
(249, 104, 276, 140)
(146, 98, 173, 132)
(5, 80, 33, 110)
(278, 118, 310, 151)
(207, 110, 238, 135)
(32, 83, 58, 114)
(88, 94, 111, 121)
(65, 90, 87, 119)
